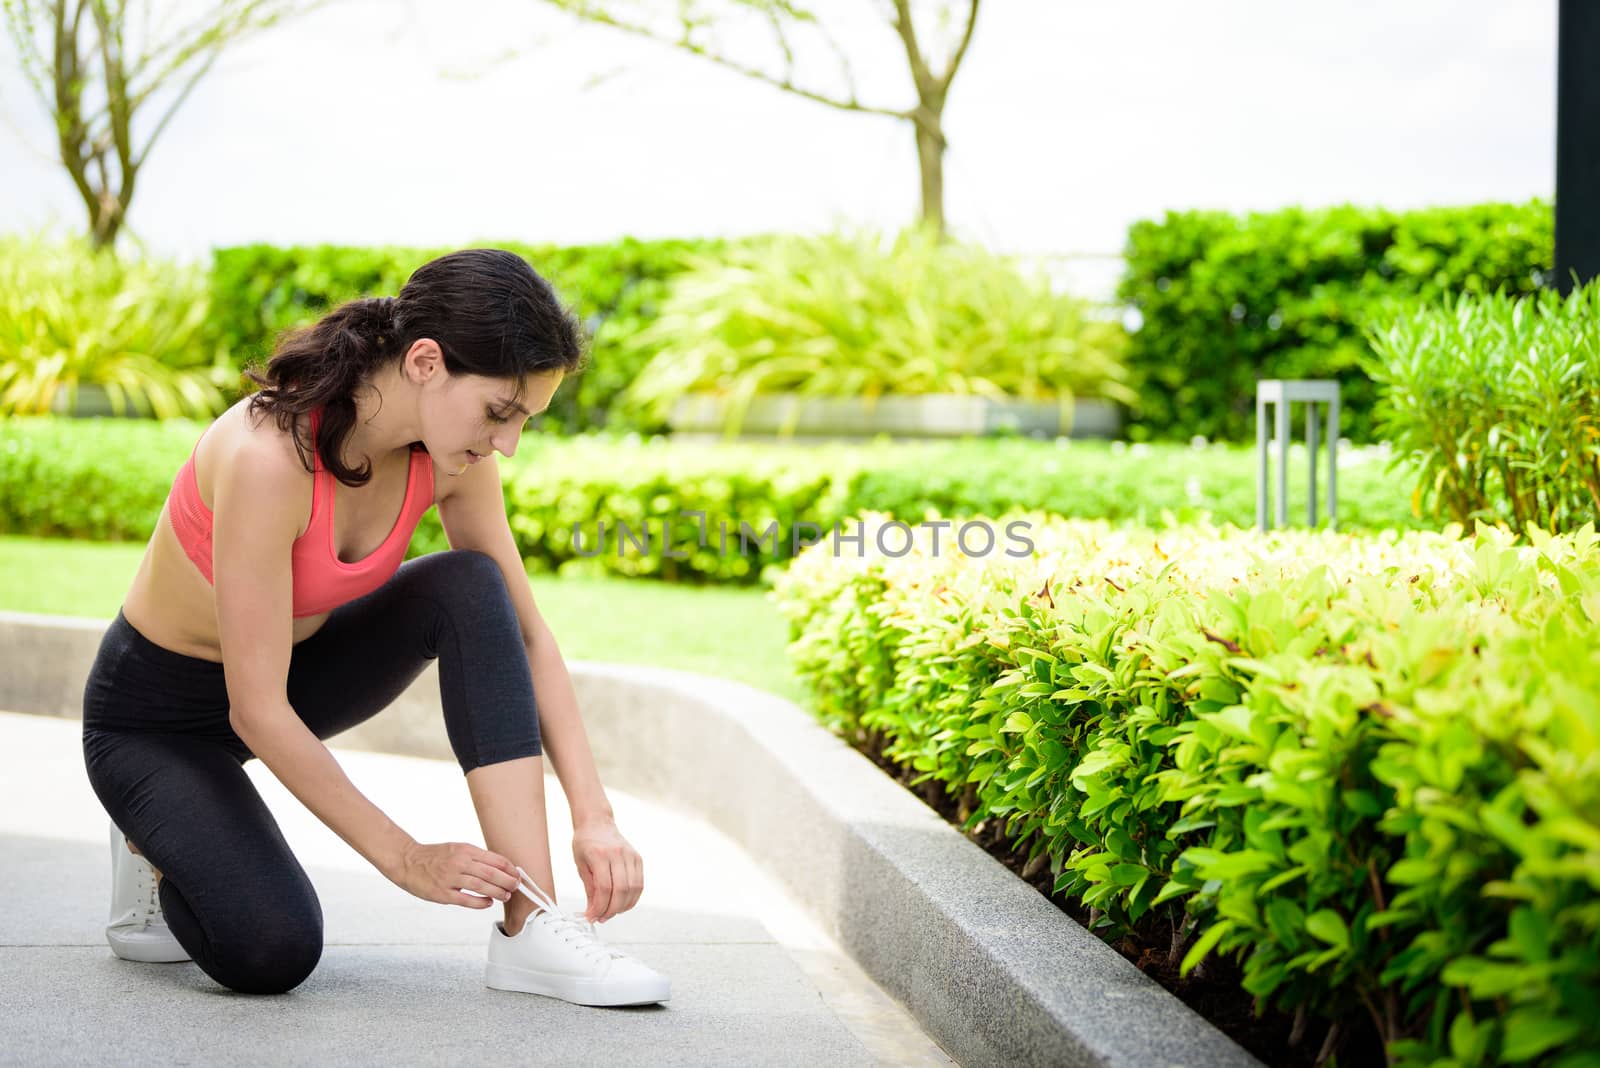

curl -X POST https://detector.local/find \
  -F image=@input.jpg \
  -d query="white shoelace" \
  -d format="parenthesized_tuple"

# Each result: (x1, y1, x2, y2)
(116, 840, 164, 929)
(140, 862, 160, 924)
(512, 866, 631, 968)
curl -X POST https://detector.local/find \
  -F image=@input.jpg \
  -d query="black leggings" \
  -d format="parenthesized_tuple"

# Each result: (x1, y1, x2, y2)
(81, 549, 542, 995)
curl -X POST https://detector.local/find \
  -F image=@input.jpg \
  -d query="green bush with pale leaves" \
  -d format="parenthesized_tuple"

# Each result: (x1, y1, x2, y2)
(771, 513, 1600, 1066)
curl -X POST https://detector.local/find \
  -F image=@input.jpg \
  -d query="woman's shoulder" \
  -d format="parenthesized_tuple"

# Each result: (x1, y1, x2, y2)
(216, 397, 315, 473)
(191, 398, 316, 515)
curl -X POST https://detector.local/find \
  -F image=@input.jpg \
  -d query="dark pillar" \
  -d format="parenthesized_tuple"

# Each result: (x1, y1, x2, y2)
(1555, 0, 1600, 293)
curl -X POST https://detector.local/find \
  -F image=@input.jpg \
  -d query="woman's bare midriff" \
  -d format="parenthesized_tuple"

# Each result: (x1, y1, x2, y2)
(120, 398, 444, 663)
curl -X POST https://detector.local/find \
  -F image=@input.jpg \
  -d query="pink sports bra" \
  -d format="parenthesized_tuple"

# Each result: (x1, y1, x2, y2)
(167, 407, 436, 617)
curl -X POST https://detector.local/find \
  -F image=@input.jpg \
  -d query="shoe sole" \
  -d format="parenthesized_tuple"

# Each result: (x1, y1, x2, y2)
(106, 929, 190, 963)
(485, 960, 669, 1006)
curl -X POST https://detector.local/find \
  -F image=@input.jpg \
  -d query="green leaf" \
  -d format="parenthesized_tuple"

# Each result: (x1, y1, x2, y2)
(1165, 814, 1217, 837)
(1366, 908, 1417, 930)
(1259, 865, 1308, 894)
(1180, 920, 1234, 977)
(1240, 962, 1288, 999)
(1499, 1009, 1581, 1063)
(1211, 783, 1260, 806)
(1441, 957, 1544, 998)
(1209, 703, 1256, 742)
(1480, 805, 1529, 854)
(1341, 788, 1384, 817)
(1507, 907, 1551, 962)
(1152, 879, 1196, 907)
(1110, 863, 1147, 886)
(1001, 711, 1034, 734)
(1070, 750, 1119, 782)
(1387, 858, 1437, 885)
(1189, 848, 1277, 881)
(1449, 1011, 1491, 1063)
(1306, 910, 1350, 949)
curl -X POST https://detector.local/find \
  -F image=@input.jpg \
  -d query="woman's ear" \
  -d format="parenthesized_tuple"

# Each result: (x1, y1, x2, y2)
(404, 339, 444, 384)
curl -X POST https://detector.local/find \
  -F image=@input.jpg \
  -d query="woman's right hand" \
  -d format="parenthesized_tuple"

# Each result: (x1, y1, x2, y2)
(389, 841, 522, 908)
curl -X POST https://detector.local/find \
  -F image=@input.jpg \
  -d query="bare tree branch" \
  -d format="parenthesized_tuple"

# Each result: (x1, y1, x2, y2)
(51, 0, 100, 223)
(127, 2, 299, 112)
(91, 1, 134, 182)
(935, 0, 978, 91)
(2, 0, 53, 105)
(137, 46, 221, 166)
(532, 0, 983, 236)
(4, 0, 311, 248)
(761, 3, 794, 78)
(808, 11, 864, 105)
(889, 0, 934, 94)
(552, 4, 911, 119)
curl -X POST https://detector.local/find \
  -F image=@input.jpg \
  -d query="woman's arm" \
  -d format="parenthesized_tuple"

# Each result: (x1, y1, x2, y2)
(524, 610, 613, 827)
(211, 434, 514, 905)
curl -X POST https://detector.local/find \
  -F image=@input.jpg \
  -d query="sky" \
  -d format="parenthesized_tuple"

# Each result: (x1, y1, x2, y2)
(0, 0, 1557, 300)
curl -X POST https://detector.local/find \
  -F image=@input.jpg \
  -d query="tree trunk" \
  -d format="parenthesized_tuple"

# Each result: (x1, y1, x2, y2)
(912, 99, 948, 239)
(913, 112, 946, 238)
(87, 187, 126, 251)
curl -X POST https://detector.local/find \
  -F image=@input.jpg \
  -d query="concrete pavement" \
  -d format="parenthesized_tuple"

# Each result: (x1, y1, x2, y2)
(0, 710, 953, 1067)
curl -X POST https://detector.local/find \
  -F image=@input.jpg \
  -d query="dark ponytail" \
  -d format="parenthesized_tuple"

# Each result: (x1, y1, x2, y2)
(243, 249, 589, 485)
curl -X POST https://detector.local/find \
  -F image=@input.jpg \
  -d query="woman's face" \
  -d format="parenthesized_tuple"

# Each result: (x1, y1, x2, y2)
(433, 367, 564, 472)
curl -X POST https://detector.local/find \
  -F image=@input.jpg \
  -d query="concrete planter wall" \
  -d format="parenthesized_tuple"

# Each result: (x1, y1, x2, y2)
(669, 393, 1122, 442)
(0, 609, 1259, 1068)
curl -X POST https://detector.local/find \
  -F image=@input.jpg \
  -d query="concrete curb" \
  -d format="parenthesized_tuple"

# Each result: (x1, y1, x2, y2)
(0, 610, 1261, 1068)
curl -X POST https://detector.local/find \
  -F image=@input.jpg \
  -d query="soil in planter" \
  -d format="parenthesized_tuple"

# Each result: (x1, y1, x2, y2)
(849, 726, 1388, 1068)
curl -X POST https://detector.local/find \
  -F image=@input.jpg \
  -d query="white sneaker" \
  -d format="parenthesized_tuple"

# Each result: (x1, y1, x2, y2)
(105, 822, 189, 963)
(485, 866, 670, 1007)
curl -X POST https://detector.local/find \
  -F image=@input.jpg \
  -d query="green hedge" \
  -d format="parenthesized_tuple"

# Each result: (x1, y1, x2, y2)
(2, 418, 1435, 585)
(208, 236, 745, 434)
(1116, 200, 1553, 445)
(770, 512, 1600, 1065)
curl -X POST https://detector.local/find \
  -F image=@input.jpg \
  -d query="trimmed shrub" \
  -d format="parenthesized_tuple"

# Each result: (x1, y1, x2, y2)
(1116, 200, 1553, 445)
(1, 420, 1433, 584)
(770, 512, 1600, 1065)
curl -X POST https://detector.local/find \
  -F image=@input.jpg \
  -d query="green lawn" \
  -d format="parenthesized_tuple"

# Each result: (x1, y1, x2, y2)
(0, 536, 806, 704)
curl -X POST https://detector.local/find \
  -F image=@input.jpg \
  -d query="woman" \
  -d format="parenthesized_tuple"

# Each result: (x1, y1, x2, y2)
(81, 248, 669, 1005)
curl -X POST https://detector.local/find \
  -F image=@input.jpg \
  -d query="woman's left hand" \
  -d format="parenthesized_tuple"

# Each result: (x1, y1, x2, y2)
(571, 820, 644, 924)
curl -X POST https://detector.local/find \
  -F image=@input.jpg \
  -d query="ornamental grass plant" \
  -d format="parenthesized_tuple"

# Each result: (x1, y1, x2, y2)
(1363, 280, 1600, 535)
(617, 226, 1138, 437)
(0, 233, 231, 419)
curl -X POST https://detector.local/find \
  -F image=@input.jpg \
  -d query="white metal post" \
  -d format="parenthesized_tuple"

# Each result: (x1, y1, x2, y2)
(1307, 400, 1319, 525)
(1254, 380, 1341, 532)
(1274, 393, 1289, 528)
(1257, 393, 1269, 530)
(1326, 391, 1339, 531)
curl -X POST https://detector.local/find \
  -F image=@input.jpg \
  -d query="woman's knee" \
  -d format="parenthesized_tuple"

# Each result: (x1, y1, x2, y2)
(403, 549, 515, 642)
(408, 550, 514, 610)
(208, 907, 323, 995)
